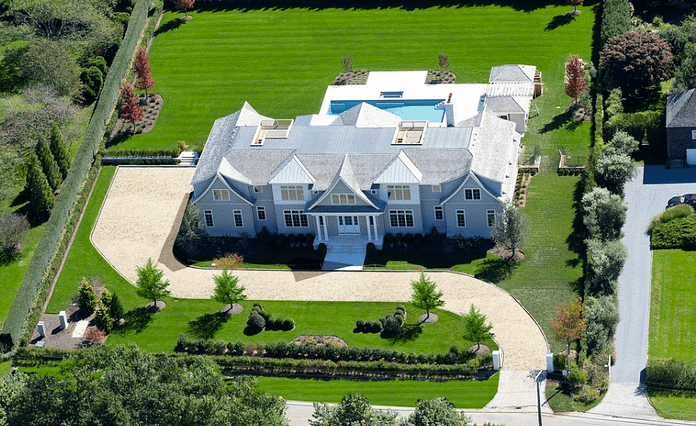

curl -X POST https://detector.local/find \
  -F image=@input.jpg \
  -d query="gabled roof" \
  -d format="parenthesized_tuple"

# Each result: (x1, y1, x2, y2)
(489, 64, 536, 83)
(191, 172, 254, 205)
(339, 102, 402, 128)
(373, 150, 422, 183)
(269, 155, 315, 184)
(666, 89, 696, 128)
(485, 96, 528, 114)
(468, 108, 517, 183)
(308, 155, 378, 210)
(440, 172, 500, 205)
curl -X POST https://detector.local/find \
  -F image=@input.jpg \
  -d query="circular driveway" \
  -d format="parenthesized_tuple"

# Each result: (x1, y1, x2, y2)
(91, 166, 547, 371)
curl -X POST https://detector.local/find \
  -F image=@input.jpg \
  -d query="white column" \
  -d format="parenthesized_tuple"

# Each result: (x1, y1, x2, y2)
(316, 216, 323, 241)
(366, 216, 372, 241)
(372, 215, 378, 240)
(323, 215, 328, 241)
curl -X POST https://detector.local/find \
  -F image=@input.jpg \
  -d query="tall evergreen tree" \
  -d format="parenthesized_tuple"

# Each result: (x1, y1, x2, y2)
(34, 137, 61, 190)
(26, 154, 55, 218)
(50, 123, 71, 179)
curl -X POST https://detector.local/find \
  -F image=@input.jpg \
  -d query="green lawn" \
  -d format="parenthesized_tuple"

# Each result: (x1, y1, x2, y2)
(364, 251, 496, 275)
(258, 373, 499, 408)
(113, 4, 596, 151)
(545, 384, 604, 413)
(647, 249, 696, 420)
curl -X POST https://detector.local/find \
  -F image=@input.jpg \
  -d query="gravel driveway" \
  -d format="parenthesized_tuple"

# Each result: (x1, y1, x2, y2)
(591, 166, 696, 418)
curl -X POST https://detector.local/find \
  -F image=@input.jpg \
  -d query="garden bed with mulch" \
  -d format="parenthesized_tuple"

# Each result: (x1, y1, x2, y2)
(332, 70, 369, 85)
(426, 70, 456, 84)
(109, 93, 163, 142)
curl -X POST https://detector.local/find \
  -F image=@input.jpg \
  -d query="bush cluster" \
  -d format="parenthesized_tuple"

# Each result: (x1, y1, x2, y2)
(99, 147, 181, 158)
(650, 214, 696, 249)
(600, 0, 632, 45)
(383, 233, 425, 249)
(245, 303, 294, 333)
(646, 358, 696, 392)
(354, 305, 406, 337)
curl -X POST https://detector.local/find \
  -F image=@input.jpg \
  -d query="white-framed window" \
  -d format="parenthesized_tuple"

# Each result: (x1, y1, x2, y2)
(389, 209, 414, 227)
(464, 188, 481, 200)
(487, 209, 496, 227)
(331, 194, 356, 205)
(233, 210, 243, 227)
(254, 186, 263, 193)
(284, 210, 308, 227)
(257, 206, 266, 220)
(434, 206, 444, 220)
(204, 210, 214, 227)
(280, 185, 304, 201)
(213, 189, 230, 201)
(456, 210, 466, 227)
(387, 185, 411, 201)
(369, 216, 374, 226)
(692, 130, 696, 140)
(432, 185, 441, 192)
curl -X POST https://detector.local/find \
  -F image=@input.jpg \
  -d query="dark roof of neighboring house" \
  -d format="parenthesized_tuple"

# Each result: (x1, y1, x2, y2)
(667, 89, 696, 128)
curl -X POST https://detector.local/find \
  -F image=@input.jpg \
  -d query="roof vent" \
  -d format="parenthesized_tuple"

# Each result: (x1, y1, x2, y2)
(251, 119, 294, 146)
(393, 121, 428, 145)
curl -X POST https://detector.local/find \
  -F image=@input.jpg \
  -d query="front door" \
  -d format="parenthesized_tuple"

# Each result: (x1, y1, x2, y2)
(337, 216, 360, 234)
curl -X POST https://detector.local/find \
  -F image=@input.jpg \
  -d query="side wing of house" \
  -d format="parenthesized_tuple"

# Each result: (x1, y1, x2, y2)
(440, 173, 504, 238)
(192, 174, 255, 237)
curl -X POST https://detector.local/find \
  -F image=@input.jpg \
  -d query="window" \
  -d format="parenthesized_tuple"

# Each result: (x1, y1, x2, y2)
(434, 206, 444, 220)
(387, 185, 411, 201)
(254, 186, 263, 193)
(284, 210, 308, 227)
(213, 189, 230, 201)
(233, 210, 243, 227)
(432, 185, 441, 192)
(389, 210, 414, 227)
(204, 210, 214, 227)
(456, 210, 466, 227)
(280, 185, 304, 201)
(487, 210, 496, 227)
(464, 188, 481, 200)
(369, 216, 374, 226)
(331, 194, 356, 205)
(256, 206, 266, 220)
(692, 130, 696, 140)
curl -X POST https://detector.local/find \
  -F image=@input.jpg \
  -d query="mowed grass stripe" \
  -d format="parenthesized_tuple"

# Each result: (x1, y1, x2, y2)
(117, 4, 595, 149)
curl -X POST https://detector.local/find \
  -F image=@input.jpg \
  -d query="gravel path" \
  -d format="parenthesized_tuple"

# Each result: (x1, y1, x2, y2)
(92, 167, 547, 372)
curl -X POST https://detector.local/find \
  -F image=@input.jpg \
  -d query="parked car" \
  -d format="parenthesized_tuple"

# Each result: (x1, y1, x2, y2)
(667, 194, 696, 208)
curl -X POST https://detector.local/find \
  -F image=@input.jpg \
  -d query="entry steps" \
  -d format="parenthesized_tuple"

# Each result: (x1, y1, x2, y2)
(321, 240, 367, 271)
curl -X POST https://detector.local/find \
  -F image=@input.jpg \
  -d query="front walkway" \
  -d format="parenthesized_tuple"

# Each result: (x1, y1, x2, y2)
(91, 166, 548, 410)
(321, 238, 367, 270)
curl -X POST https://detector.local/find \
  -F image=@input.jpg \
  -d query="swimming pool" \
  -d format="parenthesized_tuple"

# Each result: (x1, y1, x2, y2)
(328, 99, 446, 122)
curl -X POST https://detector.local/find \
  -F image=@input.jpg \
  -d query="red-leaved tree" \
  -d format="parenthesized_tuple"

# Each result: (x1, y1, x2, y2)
(134, 48, 156, 96)
(565, 54, 586, 104)
(175, 0, 195, 18)
(550, 297, 587, 369)
(568, 0, 583, 13)
(120, 81, 143, 132)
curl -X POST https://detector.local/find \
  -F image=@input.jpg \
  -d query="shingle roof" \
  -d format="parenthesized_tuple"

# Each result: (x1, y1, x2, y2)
(339, 103, 402, 128)
(468, 109, 517, 183)
(485, 96, 527, 114)
(666, 89, 696, 128)
(489, 65, 536, 83)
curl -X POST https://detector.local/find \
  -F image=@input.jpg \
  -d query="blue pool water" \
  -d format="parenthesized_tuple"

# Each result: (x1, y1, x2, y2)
(328, 99, 446, 122)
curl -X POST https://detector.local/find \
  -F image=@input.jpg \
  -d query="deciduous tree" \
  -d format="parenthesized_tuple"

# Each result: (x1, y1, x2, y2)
(20, 39, 81, 97)
(565, 54, 586, 102)
(135, 257, 171, 309)
(120, 81, 143, 132)
(0, 212, 29, 254)
(410, 272, 445, 323)
(585, 295, 620, 352)
(462, 304, 494, 352)
(212, 268, 247, 313)
(175, 0, 195, 18)
(595, 152, 635, 196)
(438, 53, 450, 71)
(568, 0, 583, 13)
(134, 47, 156, 95)
(49, 123, 71, 179)
(585, 238, 626, 296)
(605, 130, 639, 157)
(311, 393, 403, 426)
(582, 187, 627, 241)
(490, 203, 528, 261)
(409, 397, 472, 426)
(550, 297, 587, 369)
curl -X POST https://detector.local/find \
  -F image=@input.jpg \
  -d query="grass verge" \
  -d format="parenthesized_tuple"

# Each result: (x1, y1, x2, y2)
(545, 383, 604, 413)
(648, 390, 696, 421)
(257, 372, 499, 408)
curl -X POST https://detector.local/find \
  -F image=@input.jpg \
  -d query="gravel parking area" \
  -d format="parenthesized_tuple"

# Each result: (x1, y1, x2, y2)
(91, 166, 547, 371)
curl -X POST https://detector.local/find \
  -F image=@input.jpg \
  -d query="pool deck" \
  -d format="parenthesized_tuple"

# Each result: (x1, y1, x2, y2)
(319, 71, 487, 126)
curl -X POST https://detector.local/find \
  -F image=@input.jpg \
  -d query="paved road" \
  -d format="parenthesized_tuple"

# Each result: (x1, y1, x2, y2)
(591, 166, 696, 418)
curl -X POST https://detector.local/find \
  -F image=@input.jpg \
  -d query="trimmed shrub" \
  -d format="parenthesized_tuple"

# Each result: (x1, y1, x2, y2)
(600, 0, 632, 45)
(282, 318, 295, 331)
(317, 242, 327, 254)
(355, 319, 365, 332)
(94, 302, 112, 332)
(366, 242, 376, 253)
(651, 215, 696, 249)
(246, 311, 265, 332)
(77, 278, 98, 314)
(381, 315, 402, 338)
(649, 204, 693, 231)
(647, 358, 696, 392)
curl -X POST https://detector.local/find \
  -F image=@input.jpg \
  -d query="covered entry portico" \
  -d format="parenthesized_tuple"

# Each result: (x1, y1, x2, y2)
(309, 211, 384, 249)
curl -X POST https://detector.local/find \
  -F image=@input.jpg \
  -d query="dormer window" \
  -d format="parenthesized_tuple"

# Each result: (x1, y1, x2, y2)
(465, 189, 481, 200)
(387, 185, 411, 201)
(332, 194, 356, 205)
(280, 185, 304, 201)
(213, 189, 230, 201)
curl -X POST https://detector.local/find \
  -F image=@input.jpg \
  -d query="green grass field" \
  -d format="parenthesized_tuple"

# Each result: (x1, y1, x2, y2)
(648, 249, 696, 420)
(258, 373, 499, 408)
(114, 4, 595, 154)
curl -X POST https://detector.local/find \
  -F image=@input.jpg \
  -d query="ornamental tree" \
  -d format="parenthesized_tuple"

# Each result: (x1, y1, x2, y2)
(595, 152, 635, 196)
(550, 297, 587, 369)
(175, 0, 195, 18)
(409, 397, 472, 426)
(565, 54, 586, 103)
(134, 48, 156, 96)
(438, 53, 450, 71)
(568, 0, 583, 13)
(585, 238, 627, 296)
(462, 304, 494, 351)
(311, 393, 402, 426)
(212, 268, 247, 313)
(600, 31, 673, 99)
(120, 81, 143, 132)
(135, 258, 171, 309)
(410, 272, 445, 322)
(490, 203, 528, 261)
(582, 187, 627, 241)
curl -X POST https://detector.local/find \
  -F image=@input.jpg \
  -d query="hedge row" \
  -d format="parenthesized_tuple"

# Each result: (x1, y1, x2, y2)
(101, 158, 180, 165)
(0, 0, 154, 351)
(175, 334, 476, 365)
(99, 147, 181, 158)
(600, 0, 632, 45)
(646, 358, 696, 392)
(651, 215, 696, 249)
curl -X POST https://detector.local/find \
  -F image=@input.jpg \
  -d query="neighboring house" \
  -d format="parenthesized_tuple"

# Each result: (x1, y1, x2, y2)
(190, 66, 535, 248)
(666, 88, 696, 166)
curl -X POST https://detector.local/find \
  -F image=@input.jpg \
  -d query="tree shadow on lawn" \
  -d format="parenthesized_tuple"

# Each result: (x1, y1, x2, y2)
(545, 13, 575, 31)
(565, 178, 586, 270)
(154, 17, 185, 36)
(474, 257, 518, 284)
(385, 323, 423, 344)
(112, 307, 154, 335)
(187, 312, 229, 339)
